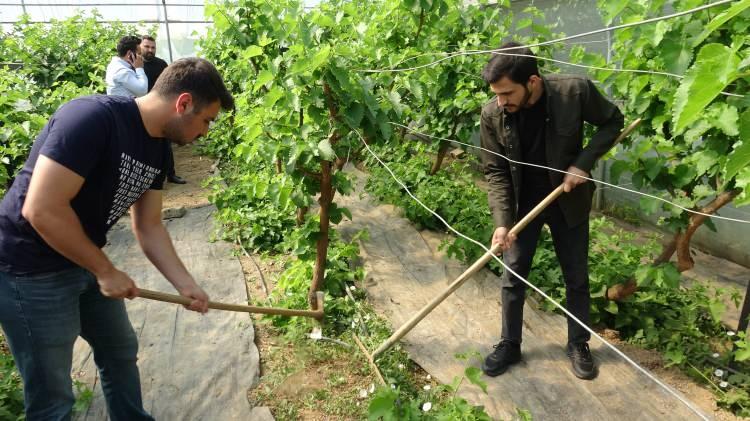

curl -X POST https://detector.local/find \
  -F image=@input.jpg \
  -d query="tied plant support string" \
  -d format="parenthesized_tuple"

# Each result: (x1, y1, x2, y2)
(358, 0, 735, 74)
(391, 122, 750, 225)
(352, 128, 710, 420)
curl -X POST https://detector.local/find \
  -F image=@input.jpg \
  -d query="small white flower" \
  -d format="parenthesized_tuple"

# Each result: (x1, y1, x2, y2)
(720, 381, 729, 388)
(369, 383, 375, 393)
(727, 331, 736, 337)
(422, 402, 432, 412)
(358, 389, 368, 399)
(398, 363, 405, 370)
(423, 385, 431, 391)
(714, 369, 724, 377)
(426, 374, 431, 380)
(712, 353, 720, 358)
(351, 321, 356, 328)
(308, 328, 322, 340)
(390, 384, 396, 389)
(285, 291, 293, 296)
(349, 285, 357, 291)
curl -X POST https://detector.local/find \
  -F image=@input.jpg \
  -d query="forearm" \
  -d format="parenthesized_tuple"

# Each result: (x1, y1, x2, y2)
(133, 221, 195, 291)
(23, 203, 115, 276)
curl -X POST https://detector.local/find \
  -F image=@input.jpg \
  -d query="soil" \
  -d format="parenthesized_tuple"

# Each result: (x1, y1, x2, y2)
(171, 147, 744, 420)
(161, 144, 215, 210)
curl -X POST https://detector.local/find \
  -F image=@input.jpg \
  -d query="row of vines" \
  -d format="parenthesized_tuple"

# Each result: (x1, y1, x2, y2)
(198, 0, 750, 416)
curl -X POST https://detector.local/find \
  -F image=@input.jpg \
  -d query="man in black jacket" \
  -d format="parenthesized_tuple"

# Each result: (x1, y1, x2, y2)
(479, 42, 624, 380)
(141, 35, 185, 185)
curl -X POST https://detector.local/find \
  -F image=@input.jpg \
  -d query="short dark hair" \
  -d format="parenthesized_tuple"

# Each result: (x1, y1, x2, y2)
(153, 57, 234, 111)
(117, 35, 141, 57)
(141, 35, 156, 42)
(481, 41, 539, 85)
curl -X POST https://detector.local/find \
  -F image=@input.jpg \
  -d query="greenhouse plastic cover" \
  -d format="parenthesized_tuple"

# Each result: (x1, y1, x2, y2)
(0, 1, 322, 60)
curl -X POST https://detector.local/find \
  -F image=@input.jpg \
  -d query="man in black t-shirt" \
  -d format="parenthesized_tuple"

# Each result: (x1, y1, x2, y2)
(0, 58, 234, 420)
(141, 35, 186, 185)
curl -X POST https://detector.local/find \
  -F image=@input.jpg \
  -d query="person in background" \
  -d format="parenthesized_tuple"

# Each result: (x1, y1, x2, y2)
(141, 35, 185, 184)
(105, 35, 148, 98)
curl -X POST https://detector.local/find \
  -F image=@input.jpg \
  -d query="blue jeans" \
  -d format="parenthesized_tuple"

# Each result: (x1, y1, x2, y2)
(0, 267, 153, 421)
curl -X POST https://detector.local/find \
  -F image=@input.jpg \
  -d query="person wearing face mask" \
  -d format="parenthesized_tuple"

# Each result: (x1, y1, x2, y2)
(140, 35, 185, 184)
(106, 35, 148, 98)
(0, 58, 234, 420)
(479, 41, 624, 380)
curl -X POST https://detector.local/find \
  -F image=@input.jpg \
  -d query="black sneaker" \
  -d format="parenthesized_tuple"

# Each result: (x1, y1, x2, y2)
(481, 340, 521, 377)
(567, 342, 597, 380)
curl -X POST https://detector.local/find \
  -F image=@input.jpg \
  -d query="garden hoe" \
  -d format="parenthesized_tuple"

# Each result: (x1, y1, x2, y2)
(370, 118, 642, 358)
(137, 288, 325, 319)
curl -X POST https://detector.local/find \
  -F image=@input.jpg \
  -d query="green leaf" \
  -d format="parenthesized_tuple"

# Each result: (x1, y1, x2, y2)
(244, 45, 263, 59)
(661, 264, 681, 289)
(672, 44, 741, 134)
(693, 0, 750, 47)
(600, 0, 629, 25)
(329, 66, 354, 94)
(661, 35, 693, 75)
(464, 366, 487, 393)
(605, 300, 619, 315)
(377, 111, 392, 140)
(387, 90, 404, 118)
(734, 167, 750, 206)
(318, 138, 336, 161)
(708, 299, 726, 321)
(642, 157, 662, 180)
(343, 103, 365, 128)
(709, 103, 740, 136)
(340, 206, 353, 221)
(635, 265, 654, 288)
(735, 347, 750, 362)
(407, 78, 423, 102)
(309, 45, 331, 71)
(254, 70, 274, 93)
(263, 86, 285, 108)
(664, 348, 686, 366)
(367, 388, 397, 420)
(609, 160, 630, 184)
(725, 109, 750, 181)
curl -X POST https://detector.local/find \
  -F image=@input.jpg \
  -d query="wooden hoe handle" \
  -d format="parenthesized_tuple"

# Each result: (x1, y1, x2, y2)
(137, 288, 325, 319)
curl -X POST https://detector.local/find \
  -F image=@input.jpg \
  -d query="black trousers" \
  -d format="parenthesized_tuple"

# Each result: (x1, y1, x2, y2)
(500, 197, 591, 345)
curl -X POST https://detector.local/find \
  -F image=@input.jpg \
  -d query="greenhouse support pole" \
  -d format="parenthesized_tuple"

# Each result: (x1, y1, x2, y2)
(161, 0, 174, 62)
(21, 0, 27, 15)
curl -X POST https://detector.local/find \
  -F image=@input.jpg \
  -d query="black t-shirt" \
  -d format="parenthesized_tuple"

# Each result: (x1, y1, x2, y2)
(517, 94, 553, 204)
(143, 57, 168, 92)
(0, 95, 167, 275)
